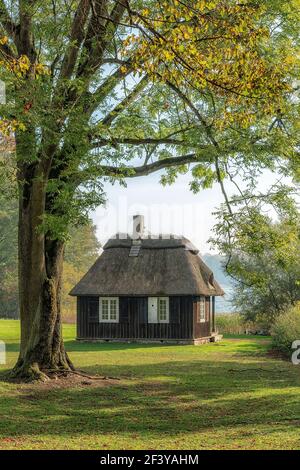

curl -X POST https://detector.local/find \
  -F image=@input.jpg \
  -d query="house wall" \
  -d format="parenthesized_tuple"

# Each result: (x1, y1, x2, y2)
(77, 295, 211, 341)
(193, 296, 211, 339)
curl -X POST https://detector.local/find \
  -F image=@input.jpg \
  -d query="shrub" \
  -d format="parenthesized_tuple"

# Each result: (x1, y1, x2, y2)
(271, 303, 300, 357)
(216, 313, 245, 335)
(216, 313, 268, 335)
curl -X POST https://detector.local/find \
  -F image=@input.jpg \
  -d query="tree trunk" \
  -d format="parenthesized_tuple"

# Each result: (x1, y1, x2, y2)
(11, 172, 74, 381)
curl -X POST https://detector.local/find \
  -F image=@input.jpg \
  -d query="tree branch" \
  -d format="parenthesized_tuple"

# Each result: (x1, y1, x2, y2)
(59, 0, 91, 80)
(0, 0, 17, 41)
(165, 78, 217, 144)
(103, 152, 200, 176)
(84, 59, 133, 115)
(77, 0, 128, 79)
(100, 75, 148, 127)
(78, 152, 206, 183)
(92, 136, 188, 148)
(18, 0, 36, 60)
(0, 26, 16, 58)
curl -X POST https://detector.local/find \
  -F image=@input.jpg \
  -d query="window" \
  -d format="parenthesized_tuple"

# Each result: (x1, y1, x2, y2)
(148, 297, 169, 323)
(197, 297, 206, 323)
(158, 298, 169, 323)
(100, 297, 119, 323)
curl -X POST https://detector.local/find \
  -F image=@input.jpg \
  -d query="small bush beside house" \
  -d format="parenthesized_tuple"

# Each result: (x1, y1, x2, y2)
(271, 303, 300, 357)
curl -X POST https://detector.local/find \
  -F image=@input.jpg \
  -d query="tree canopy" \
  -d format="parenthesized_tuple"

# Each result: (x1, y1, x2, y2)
(0, 0, 298, 234)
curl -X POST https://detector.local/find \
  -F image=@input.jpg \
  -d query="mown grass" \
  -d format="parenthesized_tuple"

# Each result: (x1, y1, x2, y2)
(0, 319, 300, 450)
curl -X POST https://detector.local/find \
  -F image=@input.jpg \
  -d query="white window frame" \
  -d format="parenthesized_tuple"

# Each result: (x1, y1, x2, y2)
(197, 297, 206, 323)
(148, 297, 169, 324)
(99, 297, 119, 323)
(158, 297, 169, 323)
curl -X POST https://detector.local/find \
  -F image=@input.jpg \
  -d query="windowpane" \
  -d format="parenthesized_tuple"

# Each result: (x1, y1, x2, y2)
(102, 299, 109, 320)
(158, 298, 169, 323)
(110, 299, 117, 320)
(100, 297, 119, 322)
(159, 299, 166, 321)
(197, 298, 206, 322)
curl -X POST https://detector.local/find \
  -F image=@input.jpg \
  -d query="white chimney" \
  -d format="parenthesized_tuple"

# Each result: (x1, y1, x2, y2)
(132, 215, 144, 239)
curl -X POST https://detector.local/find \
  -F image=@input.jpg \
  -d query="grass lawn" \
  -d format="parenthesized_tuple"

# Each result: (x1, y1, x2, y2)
(0, 319, 300, 450)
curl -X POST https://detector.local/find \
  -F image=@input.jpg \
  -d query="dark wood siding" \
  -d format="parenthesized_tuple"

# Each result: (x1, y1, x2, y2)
(193, 296, 211, 339)
(212, 296, 216, 333)
(77, 295, 199, 340)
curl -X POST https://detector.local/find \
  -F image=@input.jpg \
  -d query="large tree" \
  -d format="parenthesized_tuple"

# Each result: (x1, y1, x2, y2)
(0, 0, 297, 380)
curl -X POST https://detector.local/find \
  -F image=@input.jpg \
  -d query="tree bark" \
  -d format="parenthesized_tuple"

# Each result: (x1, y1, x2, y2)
(11, 168, 74, 381)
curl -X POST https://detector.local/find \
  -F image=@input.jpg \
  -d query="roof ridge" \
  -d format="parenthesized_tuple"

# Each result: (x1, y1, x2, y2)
(103, 235, 199, 253)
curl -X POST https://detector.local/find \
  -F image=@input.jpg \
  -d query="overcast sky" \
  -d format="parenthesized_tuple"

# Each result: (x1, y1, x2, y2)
(91, 168, 287, 254)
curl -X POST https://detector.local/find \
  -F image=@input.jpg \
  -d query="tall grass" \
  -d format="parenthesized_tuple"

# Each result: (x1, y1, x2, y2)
(216, 313, 245, 335)
(216, 313, 267, 335)
(271, 303, 300, 357)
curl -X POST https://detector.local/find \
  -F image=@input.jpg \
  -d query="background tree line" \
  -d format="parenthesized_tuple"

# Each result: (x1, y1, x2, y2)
(0, 168, 100, 321)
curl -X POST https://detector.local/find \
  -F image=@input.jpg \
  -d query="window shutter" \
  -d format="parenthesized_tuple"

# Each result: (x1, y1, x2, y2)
(139, 298, 148, 324)
(88, 299, 99, 323)
(148, 297, 158, 323)
(205, 296, 210, 322)
(170, 297, 180, 324)
(119, 298, 129, 323)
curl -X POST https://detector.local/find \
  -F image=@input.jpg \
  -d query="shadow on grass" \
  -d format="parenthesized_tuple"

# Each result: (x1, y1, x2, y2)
(4, 336, 272, 354)
(5, 341, 204, 353)
(0, 356, 299, 441)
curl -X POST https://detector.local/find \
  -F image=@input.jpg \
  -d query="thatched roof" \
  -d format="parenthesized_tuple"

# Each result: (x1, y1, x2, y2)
(70, 234, 224, 297)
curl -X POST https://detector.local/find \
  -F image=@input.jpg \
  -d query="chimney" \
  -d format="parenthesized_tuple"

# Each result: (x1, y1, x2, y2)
(132, 215, 144, 239)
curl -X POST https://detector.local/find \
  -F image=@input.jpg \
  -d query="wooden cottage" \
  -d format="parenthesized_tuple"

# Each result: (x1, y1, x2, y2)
(70, 216, 224, 344)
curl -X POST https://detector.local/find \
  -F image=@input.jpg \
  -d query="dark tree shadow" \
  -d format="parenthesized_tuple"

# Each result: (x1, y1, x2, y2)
(0, 355, 299, 443)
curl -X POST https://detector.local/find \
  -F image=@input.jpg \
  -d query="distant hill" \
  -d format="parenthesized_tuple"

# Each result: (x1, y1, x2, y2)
(202, 253, 236, 313)
(202, 253, 233, 287)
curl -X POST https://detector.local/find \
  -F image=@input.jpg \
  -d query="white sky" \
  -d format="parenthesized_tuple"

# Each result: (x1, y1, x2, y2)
(91, 168, 288, 254)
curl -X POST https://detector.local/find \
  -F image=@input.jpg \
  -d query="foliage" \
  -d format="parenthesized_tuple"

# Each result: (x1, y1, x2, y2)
(0, 1, 298, 241)
(212, 199, 300, 326)
(129, 1, 292, 123)
(216, 313, 269, 335)
(0, 0, 297, 251)
(0, 154, 18, 318)
(216, 313, 245, 335)
(62, 224, 100, 322)
(2, 320, 300, 450)
(64, 224, 100, 271)
(119, 0, 300, 196)
(271, 303, 300, 357)
(0, 184, 100, 320)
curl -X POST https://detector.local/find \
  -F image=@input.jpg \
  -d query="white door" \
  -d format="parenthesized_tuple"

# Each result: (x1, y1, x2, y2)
(148, 297, 157, 323)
